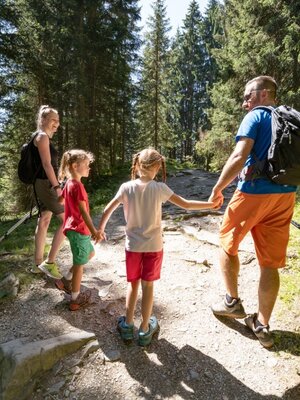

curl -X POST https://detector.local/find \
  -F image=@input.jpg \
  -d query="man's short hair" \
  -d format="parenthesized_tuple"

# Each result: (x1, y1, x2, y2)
(246, 75, 278, 96)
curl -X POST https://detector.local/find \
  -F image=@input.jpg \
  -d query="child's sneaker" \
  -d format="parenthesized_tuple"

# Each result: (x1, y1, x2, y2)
(138, 316, 159, 347)
(55, 277, 72, 294)
(117, 316, 134, 342)
(69, 290, 91, 311)
(38, 261, 62, 279)
(244, 313, 274, 348)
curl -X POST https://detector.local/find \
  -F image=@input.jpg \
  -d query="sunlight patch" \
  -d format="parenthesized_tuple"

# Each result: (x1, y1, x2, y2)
(145, 352, 163, 366)
(180, 381, 194, 393)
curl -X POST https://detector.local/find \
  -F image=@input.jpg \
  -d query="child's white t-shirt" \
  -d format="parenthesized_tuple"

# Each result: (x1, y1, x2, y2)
(115, 179, 174, 252)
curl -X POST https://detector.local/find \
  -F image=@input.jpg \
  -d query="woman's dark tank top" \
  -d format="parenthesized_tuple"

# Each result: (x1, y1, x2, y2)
(32, 133, 59, 179)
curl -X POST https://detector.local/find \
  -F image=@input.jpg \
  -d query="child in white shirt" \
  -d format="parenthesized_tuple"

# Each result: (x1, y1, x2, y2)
(98, 148, 218, 346)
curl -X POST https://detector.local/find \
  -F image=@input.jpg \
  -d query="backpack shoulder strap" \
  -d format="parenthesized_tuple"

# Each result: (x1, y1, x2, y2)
(251, 106, 274, 113)
(31, 131, 39, 141)
(239, 106, 274, 182)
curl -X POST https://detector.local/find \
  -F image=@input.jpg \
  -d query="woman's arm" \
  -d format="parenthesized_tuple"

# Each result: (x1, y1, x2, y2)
(168, 193, 217, 210)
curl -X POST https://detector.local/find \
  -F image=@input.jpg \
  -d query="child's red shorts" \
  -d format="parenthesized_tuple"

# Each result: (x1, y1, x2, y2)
(125, 249, 163, 282)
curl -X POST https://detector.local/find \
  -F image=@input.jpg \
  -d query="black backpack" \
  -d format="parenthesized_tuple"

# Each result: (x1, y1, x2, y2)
(248, 105, 300, 186)
(18, 132, 42, 184)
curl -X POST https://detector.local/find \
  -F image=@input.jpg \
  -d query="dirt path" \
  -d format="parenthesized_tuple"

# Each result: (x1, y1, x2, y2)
(1, 170, 299, 399)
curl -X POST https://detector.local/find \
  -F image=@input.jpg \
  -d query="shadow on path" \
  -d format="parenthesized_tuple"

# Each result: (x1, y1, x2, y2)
(122, 338, 283, 400)
(214, 315, 300, 356)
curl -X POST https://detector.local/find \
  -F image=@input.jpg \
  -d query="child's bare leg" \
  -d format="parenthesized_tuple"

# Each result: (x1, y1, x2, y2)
(140, 280, 154, 332)
(71, 265, 83, 294)
(126, 280, 140, 325)
(68, 251, 94, 278)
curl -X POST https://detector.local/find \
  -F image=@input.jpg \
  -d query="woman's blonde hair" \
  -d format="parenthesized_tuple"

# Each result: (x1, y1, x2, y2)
(131, 148, 166, 182)
(58, 149, 94, 180)
(36, 105, 58, 130)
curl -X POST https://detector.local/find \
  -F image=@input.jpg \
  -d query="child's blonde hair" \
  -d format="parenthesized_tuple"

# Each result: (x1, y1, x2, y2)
(131, 148, 166, 182)
(58, 149, 94, 180)
(36, 105, 58, 130)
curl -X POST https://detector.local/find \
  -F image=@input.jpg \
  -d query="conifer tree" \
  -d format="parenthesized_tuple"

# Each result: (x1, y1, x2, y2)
(136, 0, 171, 151)
(165, 0, 212, 160)
(176, 0, 211, 158)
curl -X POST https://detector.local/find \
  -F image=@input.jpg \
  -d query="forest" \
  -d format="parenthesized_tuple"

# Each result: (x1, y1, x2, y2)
(0, 0, 299, 216)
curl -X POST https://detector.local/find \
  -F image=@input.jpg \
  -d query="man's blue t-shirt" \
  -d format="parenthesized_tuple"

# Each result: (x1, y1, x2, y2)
(236, 108, 297, 194)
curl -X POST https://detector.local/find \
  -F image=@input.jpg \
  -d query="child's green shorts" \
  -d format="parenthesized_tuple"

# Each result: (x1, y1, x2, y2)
(66, 230, 94, 265)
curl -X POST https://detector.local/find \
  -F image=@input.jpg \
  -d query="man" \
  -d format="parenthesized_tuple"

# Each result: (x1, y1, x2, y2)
(209, 76, 297, 348)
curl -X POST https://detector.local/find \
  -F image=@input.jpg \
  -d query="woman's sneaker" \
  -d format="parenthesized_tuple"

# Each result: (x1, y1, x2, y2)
(55, 277, 72, 294)
(117, 316, 134, 343)
(138, 316, 159, 347)
(211, 298, 247, 319)
(69, 290, 91, 311)
(38, 261, 62, 279)
(244, 313, 274, 348)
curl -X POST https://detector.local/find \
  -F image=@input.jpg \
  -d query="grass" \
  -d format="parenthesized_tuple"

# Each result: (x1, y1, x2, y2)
(279, 193, 300, 311)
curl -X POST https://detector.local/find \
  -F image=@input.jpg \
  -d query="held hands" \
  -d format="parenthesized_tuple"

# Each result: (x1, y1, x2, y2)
(207, 199, 221, 210)
(92, 229, 106, 243)
(209, 188, 224, 209)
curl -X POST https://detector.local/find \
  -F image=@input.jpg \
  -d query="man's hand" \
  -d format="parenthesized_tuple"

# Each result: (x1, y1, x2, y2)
(209, 188, 224, 208)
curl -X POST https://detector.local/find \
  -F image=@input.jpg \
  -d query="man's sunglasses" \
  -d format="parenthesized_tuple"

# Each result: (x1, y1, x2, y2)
(243, 89, 275, 102)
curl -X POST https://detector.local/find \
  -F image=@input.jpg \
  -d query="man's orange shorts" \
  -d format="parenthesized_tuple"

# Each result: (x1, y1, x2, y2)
(220, 190, 295, 268)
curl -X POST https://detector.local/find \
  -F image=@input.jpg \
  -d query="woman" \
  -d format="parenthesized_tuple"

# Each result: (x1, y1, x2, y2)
(30, 105, 65, 279)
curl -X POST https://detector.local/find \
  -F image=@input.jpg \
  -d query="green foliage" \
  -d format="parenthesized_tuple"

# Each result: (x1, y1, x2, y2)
(195, 0, 300, 171)
(1, 0, 300, 208)
(0, 0, 141, 213)
(88, 165, 131, 214)
(165, 157, 196, 173)
(0, 213, 37, 282)
(195, 81, 242, 171)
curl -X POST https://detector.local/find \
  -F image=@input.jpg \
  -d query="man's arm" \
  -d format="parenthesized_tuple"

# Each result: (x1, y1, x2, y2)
(209, 137, 254, 206)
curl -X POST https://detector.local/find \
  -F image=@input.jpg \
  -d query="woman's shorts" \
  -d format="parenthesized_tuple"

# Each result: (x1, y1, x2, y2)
(125, 249, 163, 282)
(66, 230, 94, 266)
(220, 190, 296, 268)
(34, 179, 64, 215)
